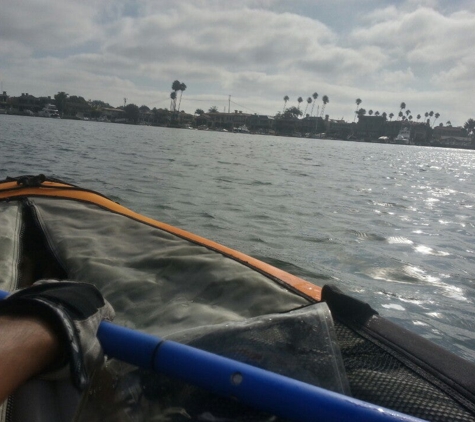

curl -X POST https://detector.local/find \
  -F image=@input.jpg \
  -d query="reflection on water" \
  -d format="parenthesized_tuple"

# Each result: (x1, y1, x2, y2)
(414, 244, 450, 256)
(1, 115, 475, 361)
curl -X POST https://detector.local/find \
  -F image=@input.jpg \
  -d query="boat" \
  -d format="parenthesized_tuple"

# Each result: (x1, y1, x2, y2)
(1, 174, 475, 422)
(38, 104, 61, 118)
(234, 124, 250, 134)
(394, 126, 411, 144)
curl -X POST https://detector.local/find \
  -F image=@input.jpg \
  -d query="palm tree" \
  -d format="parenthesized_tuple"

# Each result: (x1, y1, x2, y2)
(446, 121, 452, 127)
(389, 113, 394, 121)
(354, 98, 362, 121)
(375, 111, 380, 116)
(170, 92, 177, 111)
(382, 112, 387, 119)
(356, 108, 366, 118)
(303, 97, 312, 116)
(310, 92, 318, 116)
(320, 95, 329, 117)
(398, 111, 404, 120)
(177, 82, 187, 112)
(171, 80, 181, 112)
(283, 95, 289, 113)
(464, 118, 475, 134)
(297, 97, 303, 111)
(399, 102, 406, 119)
(424, 112, 429, 124)
(405, 109, 411, 117)
(433, 112, 440, 126)
(172, 80, 181, 92)
(368, 110, 373, 116)
(417, 114, 421, 121)
(409, 115, 413, 121)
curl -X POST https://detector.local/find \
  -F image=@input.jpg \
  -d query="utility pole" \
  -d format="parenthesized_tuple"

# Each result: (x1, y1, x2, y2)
(228, 95, 231, 113)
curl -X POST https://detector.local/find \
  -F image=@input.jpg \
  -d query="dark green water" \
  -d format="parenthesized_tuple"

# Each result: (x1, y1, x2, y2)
(2, 114, 475, 361)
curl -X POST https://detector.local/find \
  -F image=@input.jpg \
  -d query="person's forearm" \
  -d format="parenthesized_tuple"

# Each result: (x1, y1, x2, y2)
(0, 315, 62, 403)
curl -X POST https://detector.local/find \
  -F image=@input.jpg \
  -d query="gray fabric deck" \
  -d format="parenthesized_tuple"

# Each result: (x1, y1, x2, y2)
(29, 198, 310, 336)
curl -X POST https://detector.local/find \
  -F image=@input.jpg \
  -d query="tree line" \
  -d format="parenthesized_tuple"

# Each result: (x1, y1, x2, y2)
(50, 86, 474, 133)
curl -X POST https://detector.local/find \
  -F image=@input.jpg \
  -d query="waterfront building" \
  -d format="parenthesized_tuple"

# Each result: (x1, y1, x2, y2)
(0, 91, 8, 113)
(204, 110, 251, 131)
(356, 115, 386, 141)
(431, 125, 473, 148)
(411, 123, 431, 145)
(326, 119, 354, 140)
(246, 114, 274, 134)
(102, 107, 126, 122)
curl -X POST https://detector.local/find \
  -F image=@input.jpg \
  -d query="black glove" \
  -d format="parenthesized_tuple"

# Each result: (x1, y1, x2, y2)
(0, 280, 115, 390)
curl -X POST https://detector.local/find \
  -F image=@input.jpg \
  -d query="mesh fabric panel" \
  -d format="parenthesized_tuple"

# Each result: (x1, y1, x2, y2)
(334, 321, 475, 422)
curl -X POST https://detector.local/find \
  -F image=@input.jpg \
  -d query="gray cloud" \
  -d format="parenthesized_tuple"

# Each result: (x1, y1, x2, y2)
(0, 0, 101, 53)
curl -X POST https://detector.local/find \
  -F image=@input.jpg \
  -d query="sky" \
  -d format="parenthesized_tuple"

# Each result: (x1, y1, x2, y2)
(1, 0, 474, 126)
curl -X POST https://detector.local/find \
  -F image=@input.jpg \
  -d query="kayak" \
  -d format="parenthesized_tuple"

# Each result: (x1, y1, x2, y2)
(1, 174, 475, 422)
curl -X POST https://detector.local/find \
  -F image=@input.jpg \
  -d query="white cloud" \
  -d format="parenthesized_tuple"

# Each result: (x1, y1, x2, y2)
(103, 6, 336, 70)
(352, 7, 475, 66)
(378, 68, 416, 90)
(431, 56, 475, 89)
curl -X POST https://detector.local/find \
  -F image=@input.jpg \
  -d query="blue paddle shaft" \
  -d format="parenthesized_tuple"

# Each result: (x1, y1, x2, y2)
(0, 289, 426, 421)
(99, 321, 426, 422)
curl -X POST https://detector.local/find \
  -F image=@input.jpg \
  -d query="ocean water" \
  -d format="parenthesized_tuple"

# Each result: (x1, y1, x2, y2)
(2, 114, 475, 361)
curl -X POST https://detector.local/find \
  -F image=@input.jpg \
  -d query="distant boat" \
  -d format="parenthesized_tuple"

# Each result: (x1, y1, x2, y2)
(38, 104, 60, 118)
(234, 124, 250, 134)
(394, 127, 410, 144)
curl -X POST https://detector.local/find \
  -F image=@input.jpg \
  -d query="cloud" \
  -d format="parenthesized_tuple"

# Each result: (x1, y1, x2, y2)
(0, 40, 32, 58)
(431, 56, 475, 89)
(378, 68, 416, 90)
(351, 6, 475, 67)
(0, 1, 474, 125)
(103, 6, 336, 71)
(0, 0, 102, 54)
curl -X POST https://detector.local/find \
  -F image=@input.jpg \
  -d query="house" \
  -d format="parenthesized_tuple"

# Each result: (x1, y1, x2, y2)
(205, 110, 251, 130)
(326, 119, 354, 139)
(246, 114, 274, 133)
(356, 115, 386, 141)
(300, 116, 326, 136)
(432, 125, 467, 139)
(102, 107, 126, 122)
(429, 126, 472, 148)
(9, 93, 44, 113)
(274, 116, 299, 135)
(411, 123, 431, 145)
(0, 91, 9, 112)
(384, 121, 403, 141)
